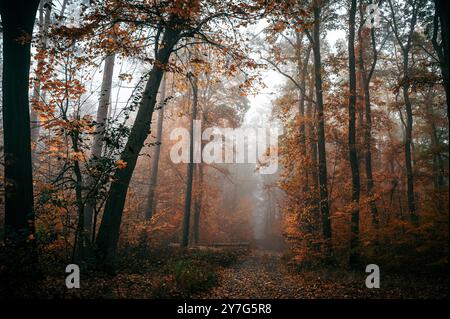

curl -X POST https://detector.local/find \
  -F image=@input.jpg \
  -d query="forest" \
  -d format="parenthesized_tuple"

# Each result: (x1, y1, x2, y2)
(0, 0, 448, 299)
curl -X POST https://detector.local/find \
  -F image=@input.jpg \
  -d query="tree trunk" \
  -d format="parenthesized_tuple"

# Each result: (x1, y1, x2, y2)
(296, 32, 311, 191)
(181, 74, 198, 248)
(357, 20, 379, 227)
(145, 74, 167, 220)
(311, 3, 332, 246)
(402, 61, 417, 224)
(0, 0, 40, 275)
(84, 53, 115, 242)
(95, 27, 180, 269)
(193, 162, 203, 244)
(30, 0, 51, 146)
(348, 0, 361, 267)
(389, 0, 419, 224)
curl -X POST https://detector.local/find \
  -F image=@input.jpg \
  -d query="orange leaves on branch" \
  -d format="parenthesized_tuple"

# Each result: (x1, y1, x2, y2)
(116, 159, 128, 170)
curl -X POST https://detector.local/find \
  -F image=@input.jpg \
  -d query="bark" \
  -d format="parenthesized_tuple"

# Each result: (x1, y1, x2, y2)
(84, 53, 115, 242)
(181, 74, 198, 248)
(311, 3, 332, 245)
(145, 74, 167, 220)
(0, 0, 40, 275)
(348, 0, 361, 267)
(95, 26, 180, 269)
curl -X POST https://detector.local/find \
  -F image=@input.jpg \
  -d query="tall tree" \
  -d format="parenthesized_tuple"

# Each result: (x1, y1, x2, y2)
(305, 0, 332, 250)
(181, 73, 198, 248)
(358, 2, 383, 227)
(30, 0, 52, 145)
(0, 0, 41, 274)
(84, 53, 116, 242)
(95, 25, 180, 268)
(388, 0, 422, 224)
(296, 33, 311, 190)
(348, 0, 361, 266)
(94, 2, 262, 269)
(145, 74, 167, 220)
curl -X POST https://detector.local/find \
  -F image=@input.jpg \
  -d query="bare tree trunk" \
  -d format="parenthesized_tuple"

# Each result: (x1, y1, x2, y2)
(296, 32, 311, 191)
(0, 0, 40, 276)
(307, 70, 318, 192)
(95, 27, 180, 270)
(70, 131, 85, 263)
(310, 2, 332, 247)
(30, 0, 51, 147)
(181, 74, 198, 248)
(403, 62, 417, 224)
(145, 74, 167, 220)
(84, 53, 115, 242)
(193, 162, 203, 244)
(348, 0, 361, 267)
(358, 16, 379, 227)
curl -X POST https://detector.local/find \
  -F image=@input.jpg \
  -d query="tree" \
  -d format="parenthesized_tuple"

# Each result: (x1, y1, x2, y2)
(30, 0, 52, 146)
(95, 24, 180, 268)
(0, 0, 41, 274)
(305, 0, 332, 251)
(348, 0, 361, 266)
(84, 52, 116, 242)
(388, 0, 423, 224)
(145, 74, 167, 220)
(94, 1, 264, 269)
(357, 1, 384, 227)
(181, 74, 198, 248)
(192, 161, 204, 244)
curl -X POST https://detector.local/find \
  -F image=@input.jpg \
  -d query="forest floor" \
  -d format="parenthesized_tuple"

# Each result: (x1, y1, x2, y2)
(196, 249, 448, 299)
(1, 247, 447, 299)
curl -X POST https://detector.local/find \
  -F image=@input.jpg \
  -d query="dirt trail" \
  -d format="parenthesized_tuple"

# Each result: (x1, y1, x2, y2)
(198, 249, 448, 299)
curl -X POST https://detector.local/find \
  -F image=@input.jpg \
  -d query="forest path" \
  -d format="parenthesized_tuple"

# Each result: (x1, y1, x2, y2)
(197, 249, 335, 298)
(196, 249, 448, 299)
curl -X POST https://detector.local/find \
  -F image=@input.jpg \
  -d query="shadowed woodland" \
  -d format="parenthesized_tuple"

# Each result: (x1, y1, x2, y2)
(0, 0, 448, 299)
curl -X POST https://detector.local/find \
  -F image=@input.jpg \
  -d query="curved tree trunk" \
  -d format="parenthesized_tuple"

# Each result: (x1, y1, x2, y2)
(95, 27, 180, 270)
